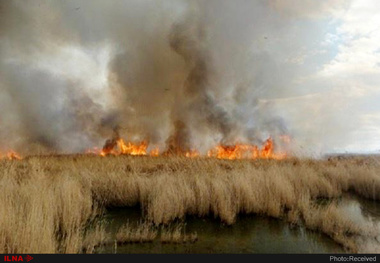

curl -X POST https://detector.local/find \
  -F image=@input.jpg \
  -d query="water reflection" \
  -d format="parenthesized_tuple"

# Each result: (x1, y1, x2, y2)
(339, 195, 380, 224)
(99, 207, 344, 253)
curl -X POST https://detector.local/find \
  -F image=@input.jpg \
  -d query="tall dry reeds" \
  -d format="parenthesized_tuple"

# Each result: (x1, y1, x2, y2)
(115, 221, 197, 244)
(116, 221, 157, 244)
(0, 159, 102, 253)
(0, 155, 379, 253)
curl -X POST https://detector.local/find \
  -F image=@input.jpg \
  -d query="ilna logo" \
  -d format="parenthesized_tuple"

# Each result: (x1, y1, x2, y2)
(4, 255, 33, 262)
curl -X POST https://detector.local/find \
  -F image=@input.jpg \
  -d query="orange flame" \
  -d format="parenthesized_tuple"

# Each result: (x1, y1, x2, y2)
(185, 150, 200, 158)
(208, 144, 251, 160)
(86, 139, 155, 157)
(207, 138, 285, 160)
(150, 147, 160, 157)
(117, 139, 148, 156)
(0, 150, 22, 160)
(88, 136, 287, 160)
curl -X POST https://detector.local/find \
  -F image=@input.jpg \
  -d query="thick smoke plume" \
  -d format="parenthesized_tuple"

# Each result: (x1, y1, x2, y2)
(1, 0, 344, 155)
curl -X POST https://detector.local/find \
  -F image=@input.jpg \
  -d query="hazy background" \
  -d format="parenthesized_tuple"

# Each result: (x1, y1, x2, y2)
(0, 0, 379, 156)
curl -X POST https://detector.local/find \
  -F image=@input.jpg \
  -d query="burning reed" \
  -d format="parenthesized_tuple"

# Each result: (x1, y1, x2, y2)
(0, 155, 379, 253)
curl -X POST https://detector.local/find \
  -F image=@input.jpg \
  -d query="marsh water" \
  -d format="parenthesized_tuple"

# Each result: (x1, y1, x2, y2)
(96, 195, 380, 254)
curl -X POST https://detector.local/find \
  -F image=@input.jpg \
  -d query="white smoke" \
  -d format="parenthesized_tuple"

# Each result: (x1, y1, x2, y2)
(1, 0, 378, 155)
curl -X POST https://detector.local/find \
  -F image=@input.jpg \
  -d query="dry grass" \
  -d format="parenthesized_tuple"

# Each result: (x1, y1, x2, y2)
(82, 225, 108, 254)
(116, 221, 157, 244)
(299, 202, 362, 252)
(0, 155, 380, 253)
(115, 221, 197, 244)
(160, 223, 198, 244)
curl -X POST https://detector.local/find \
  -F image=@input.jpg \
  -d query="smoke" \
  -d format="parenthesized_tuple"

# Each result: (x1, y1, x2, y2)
(0, 0, 358, 155)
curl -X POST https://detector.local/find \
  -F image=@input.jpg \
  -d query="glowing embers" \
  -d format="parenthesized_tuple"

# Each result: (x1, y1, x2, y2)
(0, 150, 22, 160)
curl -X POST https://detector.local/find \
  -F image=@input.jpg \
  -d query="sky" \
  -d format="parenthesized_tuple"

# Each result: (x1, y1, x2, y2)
(0, 0, 379, 155)
(266, 0, 380, 154)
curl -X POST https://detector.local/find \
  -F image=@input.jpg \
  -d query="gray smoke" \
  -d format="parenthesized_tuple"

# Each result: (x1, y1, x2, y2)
(0, 0, 341, 155)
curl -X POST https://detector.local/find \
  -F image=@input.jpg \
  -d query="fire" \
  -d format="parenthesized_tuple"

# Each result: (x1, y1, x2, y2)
(95, 139, 150, 156)
(89, 137, 286, 160)
(185, 150, 200, 158)
(87, 138, 160, 157)
(116, 139, 148, 156)
(208, 144, 251, 160)
(207, 138, 285, 160)
(150, 147, 160, 157)
(260, 138, 274, 158)
(0, 150, 22, 160)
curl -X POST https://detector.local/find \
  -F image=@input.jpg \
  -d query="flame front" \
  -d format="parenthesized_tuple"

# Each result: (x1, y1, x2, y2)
(117, 139, 148, 156)
(94, 139, 150, 156)
(0, 137, 287, 161)
(0, 150, 22, 160)
(207, 138, 285, 160)
(88, 137, 287, 160)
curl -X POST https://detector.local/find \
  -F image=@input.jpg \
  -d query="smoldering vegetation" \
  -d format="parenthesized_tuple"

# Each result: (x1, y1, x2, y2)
(0, 155, 380, 253)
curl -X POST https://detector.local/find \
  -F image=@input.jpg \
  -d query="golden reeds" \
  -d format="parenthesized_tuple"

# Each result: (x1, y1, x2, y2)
(0, 155, 379, 253)
(116, 221, 157, 244)
(115, 221, 197, 244)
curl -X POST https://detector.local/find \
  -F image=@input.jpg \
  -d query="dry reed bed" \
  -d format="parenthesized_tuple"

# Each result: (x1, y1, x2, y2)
(0, 155, 379, 253)
(160, 223, 198, 244)
(116, 221, 157, 244)
(116, 221, 197, 244)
